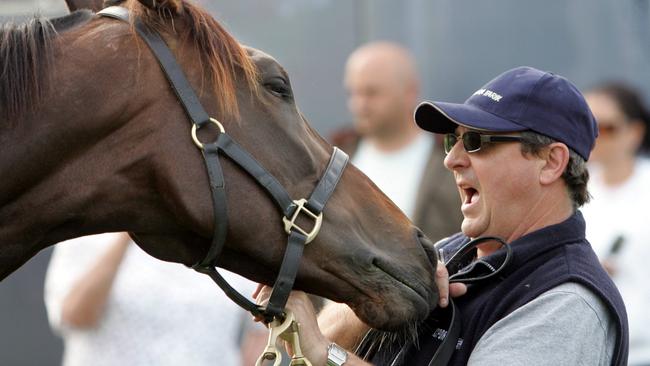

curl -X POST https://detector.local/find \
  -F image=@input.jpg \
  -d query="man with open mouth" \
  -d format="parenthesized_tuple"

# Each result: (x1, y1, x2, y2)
(256, 66, 629, 366)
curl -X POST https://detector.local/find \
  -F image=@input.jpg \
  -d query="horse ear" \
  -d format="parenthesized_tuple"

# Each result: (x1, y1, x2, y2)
(64, 0, 105, 12)
(136, 0, 184, 14)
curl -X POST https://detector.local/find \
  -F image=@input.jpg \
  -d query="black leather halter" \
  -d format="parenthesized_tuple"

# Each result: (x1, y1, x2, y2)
(97, 6, 349, 322)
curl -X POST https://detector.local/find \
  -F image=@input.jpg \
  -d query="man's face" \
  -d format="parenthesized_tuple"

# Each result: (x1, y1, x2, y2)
(344, 60, 411, 139)
(444, 126, 543, 240)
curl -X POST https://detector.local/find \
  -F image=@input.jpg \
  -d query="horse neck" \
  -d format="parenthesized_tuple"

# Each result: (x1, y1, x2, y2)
(0, 106, 135, 280)
(0, 31, 156, 279)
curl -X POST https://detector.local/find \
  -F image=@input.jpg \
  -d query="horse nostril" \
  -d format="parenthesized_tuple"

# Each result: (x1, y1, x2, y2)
(415, 229, 439, 266)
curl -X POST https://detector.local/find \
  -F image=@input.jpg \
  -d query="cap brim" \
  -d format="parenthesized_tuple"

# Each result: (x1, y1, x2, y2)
(414, 101, 528, 134)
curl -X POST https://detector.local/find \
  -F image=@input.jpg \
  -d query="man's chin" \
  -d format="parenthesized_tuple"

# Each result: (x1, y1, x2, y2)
(460, 218, 485, 239)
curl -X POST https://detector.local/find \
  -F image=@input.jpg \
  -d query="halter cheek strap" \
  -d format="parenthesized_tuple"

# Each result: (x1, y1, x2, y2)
(195, 142, 348, 320)
(97, 6, 349, 323)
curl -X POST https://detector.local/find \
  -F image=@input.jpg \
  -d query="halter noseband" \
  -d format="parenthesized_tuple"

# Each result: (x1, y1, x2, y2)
(98, 6, 348, 322)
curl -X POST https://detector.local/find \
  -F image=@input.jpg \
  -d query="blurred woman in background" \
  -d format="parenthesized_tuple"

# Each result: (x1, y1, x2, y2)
(582, 82, 650, 366)
(45, 233, 266, 366)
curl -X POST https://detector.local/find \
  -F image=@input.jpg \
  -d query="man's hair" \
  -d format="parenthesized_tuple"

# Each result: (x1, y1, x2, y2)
(519, 131, 590, 209)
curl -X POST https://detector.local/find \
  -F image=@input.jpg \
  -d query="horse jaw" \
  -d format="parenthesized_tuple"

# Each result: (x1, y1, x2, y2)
(129, 233, 206, 266)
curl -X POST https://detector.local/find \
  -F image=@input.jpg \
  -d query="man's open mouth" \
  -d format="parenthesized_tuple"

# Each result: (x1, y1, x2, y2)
(463, 187, 478, 204)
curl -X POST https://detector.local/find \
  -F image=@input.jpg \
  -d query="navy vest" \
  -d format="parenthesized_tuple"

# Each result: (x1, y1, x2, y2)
(366, 212, 628, 365)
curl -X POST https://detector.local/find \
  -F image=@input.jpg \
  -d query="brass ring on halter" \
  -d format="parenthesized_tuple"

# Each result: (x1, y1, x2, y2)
(191, 117, 225, 149)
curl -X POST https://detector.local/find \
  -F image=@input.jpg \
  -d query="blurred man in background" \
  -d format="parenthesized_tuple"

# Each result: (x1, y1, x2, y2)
(320, 40, 464, 353)
(331, 41, 462, 241)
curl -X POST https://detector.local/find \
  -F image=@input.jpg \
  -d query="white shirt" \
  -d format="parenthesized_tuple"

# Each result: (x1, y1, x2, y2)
(352, 132, 433, 218)
(582, 157, 650, 366)
(44, 233, 260, 366)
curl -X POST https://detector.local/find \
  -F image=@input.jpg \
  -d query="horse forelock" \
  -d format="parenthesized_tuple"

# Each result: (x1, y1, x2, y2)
(128, 0, 259, 120)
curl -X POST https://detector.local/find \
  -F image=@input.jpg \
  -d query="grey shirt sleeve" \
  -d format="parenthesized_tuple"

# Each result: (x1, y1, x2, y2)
(467, 282, 617, 366)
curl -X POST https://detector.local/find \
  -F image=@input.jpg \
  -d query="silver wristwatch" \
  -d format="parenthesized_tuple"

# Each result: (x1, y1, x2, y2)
(326, 342, 348, 366)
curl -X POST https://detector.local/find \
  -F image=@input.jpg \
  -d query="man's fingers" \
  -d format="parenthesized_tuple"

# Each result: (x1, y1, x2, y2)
(252, 284, 273, 322)
(436, 262, 469, 308)
(449, 282, 467, 298)
(435, 261, 450, 307)
(252, 283, 265, 299)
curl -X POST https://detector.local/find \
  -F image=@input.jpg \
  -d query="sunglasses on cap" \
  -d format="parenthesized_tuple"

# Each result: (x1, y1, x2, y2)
(443, 131, 526, 154)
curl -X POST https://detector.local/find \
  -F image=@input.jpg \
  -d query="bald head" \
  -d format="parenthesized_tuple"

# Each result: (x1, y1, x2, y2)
(344, 42, 421, 149)
(346, 42, 419, 92)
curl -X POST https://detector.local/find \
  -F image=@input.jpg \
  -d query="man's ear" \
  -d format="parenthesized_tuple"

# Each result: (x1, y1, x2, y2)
(539, 143, 570, 185)
(137, 0, 184, 14)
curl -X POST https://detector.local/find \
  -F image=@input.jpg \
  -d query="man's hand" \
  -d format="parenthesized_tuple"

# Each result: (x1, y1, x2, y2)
(252, 260, 467, 366)
(253, 285, 330, 365)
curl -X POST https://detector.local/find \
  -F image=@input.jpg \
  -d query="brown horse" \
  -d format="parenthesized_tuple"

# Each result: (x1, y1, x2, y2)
(0, 0, 438, 330)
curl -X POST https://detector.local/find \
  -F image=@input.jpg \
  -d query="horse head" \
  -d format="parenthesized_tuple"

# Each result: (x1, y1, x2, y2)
(0, 0, 439, 330)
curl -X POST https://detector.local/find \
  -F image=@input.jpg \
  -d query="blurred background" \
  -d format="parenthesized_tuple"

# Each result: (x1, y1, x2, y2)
(1, 0, 649, 364)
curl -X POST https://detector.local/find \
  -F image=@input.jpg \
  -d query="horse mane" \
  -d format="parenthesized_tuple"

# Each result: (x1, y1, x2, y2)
(0, 2, 256, 123)
(128, 0, 259, 120)
(0, 10, 93, 123)
(0, 16, 56, 122)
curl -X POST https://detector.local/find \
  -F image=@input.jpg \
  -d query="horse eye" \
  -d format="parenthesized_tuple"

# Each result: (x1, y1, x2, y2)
(264, 78, 292, 98)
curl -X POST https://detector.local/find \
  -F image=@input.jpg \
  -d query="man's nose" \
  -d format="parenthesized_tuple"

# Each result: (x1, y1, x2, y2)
(444, 139, 469, 171)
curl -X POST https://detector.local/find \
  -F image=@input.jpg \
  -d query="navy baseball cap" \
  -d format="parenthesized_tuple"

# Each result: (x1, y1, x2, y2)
(414, 66, 598, 160)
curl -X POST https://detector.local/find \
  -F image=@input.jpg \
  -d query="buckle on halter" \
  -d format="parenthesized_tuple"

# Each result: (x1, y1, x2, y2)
(283, 198, 322, 244)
